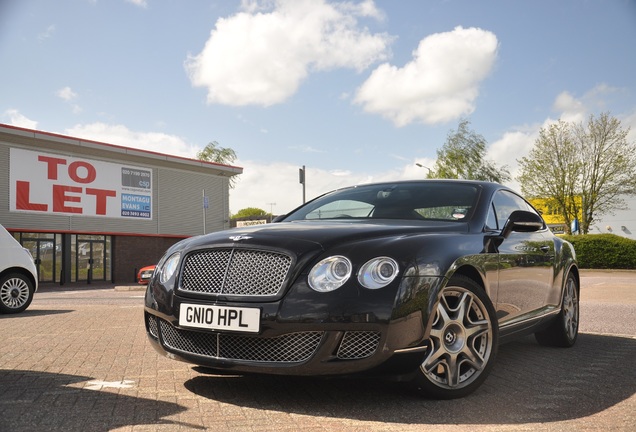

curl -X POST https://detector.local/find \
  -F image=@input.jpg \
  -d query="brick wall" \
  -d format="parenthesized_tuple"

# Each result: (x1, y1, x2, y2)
(113, 236, 183, 284)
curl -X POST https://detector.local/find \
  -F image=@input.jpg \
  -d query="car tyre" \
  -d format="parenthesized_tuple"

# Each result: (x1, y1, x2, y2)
(0, 273, 35, 314)
(535, 272, 579, 347)
(415, 275, 498, 399)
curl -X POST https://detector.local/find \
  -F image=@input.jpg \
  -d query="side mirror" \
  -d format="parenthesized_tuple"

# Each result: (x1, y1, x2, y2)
(271, 214, 287, 223)
(500, 210, 544, 239)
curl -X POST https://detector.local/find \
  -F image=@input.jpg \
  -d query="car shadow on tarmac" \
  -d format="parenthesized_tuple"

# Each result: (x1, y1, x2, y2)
(184, 333, 636, 425)
(0, 309, 74, 318)
(0, 370, 194, 432)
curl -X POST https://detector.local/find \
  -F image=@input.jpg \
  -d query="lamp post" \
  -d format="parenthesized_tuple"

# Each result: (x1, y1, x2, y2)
(267, 202, 276, 221)
(299, 165, 306, 203)
(415, 163, 432, 176)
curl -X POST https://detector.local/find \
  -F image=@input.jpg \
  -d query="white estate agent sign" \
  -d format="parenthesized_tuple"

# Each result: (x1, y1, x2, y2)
(10, 148, 153, 219)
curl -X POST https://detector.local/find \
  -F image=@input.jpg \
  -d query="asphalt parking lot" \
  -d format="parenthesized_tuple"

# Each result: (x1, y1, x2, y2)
(1, 270, 634, 432)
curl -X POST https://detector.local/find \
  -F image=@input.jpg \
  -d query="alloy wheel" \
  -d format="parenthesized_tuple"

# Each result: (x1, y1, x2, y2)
(421, 286, 494, 390)
(562, 276, 579, 341)
(1, 276, 31, 309)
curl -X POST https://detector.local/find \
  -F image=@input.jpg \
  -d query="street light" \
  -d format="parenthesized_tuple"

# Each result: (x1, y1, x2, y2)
(415, 163, 432, 175)
(299, 165, 306, 203)
(267, 202, 276, 222)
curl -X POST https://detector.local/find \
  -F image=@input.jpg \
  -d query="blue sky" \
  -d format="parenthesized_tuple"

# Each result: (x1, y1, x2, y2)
(2, 0, 635, 215)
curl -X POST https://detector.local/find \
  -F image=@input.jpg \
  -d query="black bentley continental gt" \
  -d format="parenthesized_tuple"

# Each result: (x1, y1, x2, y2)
(144, 180, 579, 399)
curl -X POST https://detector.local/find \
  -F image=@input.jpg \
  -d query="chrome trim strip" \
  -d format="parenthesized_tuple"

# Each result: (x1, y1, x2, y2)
(498, 306, 560, 331)
(394, 344, 429, 354)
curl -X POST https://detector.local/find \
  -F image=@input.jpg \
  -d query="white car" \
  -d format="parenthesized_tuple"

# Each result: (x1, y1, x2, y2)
(0, 224, 38, 313)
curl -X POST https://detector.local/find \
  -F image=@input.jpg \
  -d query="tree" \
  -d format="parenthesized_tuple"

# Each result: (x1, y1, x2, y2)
(197, 141, 239, 188)
(233, 207, 269, 219)
(518, 113, 636, 234)
(576, 113, 636, 233)
(428, 119, 511, 183)
(517, 120, 580, 233)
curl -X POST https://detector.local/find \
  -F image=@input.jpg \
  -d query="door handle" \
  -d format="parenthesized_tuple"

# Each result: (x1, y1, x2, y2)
(540, 246, 551, 253)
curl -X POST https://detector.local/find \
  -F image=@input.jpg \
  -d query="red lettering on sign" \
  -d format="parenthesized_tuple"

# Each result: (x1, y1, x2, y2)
(38, 155, 67, 180)
(86, 188, 116, 215)
(68, 161, 97, 184)
(14, 181, 118, 216)
(15, 153, 120, 216)
(15, 181, 48, 211)
(53, 185, 82, 214)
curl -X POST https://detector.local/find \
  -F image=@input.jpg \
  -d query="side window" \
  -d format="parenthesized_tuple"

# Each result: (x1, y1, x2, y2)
(492, 190, 536, 229)
(485, 203, 498, 230)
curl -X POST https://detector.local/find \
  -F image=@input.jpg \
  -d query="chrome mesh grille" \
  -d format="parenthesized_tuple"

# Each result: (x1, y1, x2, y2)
(180, 249, 292, 296)
(157, 318, 322, 363)
(146, 313, 159, 339)
(337, 331, 381, 360)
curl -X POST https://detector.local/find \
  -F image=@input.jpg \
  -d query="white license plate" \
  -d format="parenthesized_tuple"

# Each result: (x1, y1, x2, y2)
(179, 303, 260, 333)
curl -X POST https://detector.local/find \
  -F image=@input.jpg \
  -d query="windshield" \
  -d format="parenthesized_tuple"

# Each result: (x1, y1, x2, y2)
(283, 182, 480, 222)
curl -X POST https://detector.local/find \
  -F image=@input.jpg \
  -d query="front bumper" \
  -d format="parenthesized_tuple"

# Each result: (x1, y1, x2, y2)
(144, 307, 429, 377)
(144, 273, 442, 377)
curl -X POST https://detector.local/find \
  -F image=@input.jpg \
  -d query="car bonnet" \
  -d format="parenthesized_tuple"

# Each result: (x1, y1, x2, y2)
(181, 220, 469, 253)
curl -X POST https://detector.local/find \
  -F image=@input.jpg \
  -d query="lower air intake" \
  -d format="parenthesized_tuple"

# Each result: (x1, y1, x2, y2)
(156, 317, 322, 363)
(337, 331, 381, 359)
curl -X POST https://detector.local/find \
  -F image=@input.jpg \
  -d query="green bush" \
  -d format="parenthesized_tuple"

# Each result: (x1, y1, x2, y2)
(560, 234, 636, 269)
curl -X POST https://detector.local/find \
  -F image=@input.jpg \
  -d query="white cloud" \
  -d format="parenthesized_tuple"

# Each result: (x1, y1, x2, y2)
(63, 122, 200, 158)
(125, 0, 148, 8)
(230, 156, 436, 215)
(185, 0, 392, 106)
(484, 84, 627, 192)
(330, 169, 352, 176)
(9, 83, 627, 218)
(3, 109, 38, 129)
(37, 25, 55, 41)
(345, 0, 385, 20)
(288, 144, 325, 153)
(56, 86, 78, 101)
(554, 84, 622, 124)
(230, 160, 362, 214)
(354, 26, 498, 126)
(56, 87, 82, 114)
(486, 128, 539, 192)
(552, 91, 586, 123)
(621, 108, 636, 145)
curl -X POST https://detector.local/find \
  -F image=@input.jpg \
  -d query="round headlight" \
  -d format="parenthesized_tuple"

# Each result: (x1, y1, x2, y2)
(358, 257, 399, 289)
(160, 252, 181, 284)
(308, 255, 352, 292)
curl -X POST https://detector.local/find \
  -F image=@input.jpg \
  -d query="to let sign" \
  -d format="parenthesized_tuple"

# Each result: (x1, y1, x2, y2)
(10, 148, 153, 219)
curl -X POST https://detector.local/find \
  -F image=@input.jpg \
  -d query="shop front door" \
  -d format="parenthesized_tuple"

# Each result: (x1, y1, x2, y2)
(77, 239, 106, 283)
(22, 239, 57, 283)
